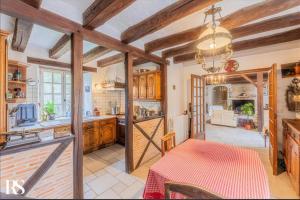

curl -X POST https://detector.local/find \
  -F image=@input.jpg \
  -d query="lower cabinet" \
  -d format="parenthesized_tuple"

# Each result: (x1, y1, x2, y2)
(283, 119, 300, 195)
(83, 118, 116, 154)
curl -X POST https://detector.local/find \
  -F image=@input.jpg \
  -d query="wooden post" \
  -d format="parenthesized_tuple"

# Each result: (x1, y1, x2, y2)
(160, 63, 168, 134)
(71, 32, 84, 199)
(0, 31, 9, 143)
(257, 72, 264, 133)
(125, 52, 134, 173)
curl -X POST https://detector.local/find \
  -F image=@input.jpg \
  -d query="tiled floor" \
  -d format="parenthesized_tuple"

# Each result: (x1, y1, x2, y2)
(83, 144, 157, 199)
(84, 142, 299, 199)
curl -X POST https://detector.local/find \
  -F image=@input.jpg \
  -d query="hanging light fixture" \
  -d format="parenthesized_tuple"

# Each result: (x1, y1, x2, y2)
(206, 74, 226, 85)
(196, 5, 233, 73)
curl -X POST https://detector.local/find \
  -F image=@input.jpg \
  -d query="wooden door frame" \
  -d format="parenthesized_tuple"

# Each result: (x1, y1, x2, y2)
(191, 74, 206, 139)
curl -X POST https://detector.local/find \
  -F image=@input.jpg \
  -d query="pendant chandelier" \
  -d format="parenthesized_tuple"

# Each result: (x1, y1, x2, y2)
(195, 5, 233, 73)
(206, 74, 226, 85)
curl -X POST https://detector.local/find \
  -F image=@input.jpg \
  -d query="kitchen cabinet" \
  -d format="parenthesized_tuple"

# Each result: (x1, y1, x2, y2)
(283, 119, 300, 195)
(138, 75, 147, 99)
(134, 71, 161, 100)
(100, 118, 116, 145)
(133, 76, 139, 99)
(83, 118, 116, 154)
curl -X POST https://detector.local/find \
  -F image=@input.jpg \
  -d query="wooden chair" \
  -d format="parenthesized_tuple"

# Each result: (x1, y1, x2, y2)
(164, 182, 223, 199)
(161, 132, 176, 156)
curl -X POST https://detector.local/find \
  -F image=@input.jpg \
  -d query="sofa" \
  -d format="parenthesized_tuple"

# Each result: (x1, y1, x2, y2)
(211, 110, 238, 127)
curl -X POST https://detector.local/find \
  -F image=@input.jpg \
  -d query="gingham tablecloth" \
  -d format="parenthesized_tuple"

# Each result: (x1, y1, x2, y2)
(143, 139, 270, 199)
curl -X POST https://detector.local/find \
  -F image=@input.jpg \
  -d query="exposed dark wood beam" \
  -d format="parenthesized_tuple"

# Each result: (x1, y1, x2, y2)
(27, 57, 97, 72)
(121, 0, 220, 43)
(71, 32, 84, 199)
(49, 34, 71, 59)
(162, 12, 300, 58)
(1, 0, 165, 64)
(173, 28, 300, 63)
(83, 46, 112, 64)
(97, 53, 151, 68)
(97, 53, 124, 68)
(83, 0, 135, 30)
(11, 0, 42, 52)
(145, 0, 300, 52)
(241, 74, 257, 87)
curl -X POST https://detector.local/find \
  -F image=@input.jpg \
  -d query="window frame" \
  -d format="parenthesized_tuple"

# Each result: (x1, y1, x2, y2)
(40, 67, 71, 118)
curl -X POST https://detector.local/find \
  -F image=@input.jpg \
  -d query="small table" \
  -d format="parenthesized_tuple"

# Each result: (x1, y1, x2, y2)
(237, 115, 256, 129)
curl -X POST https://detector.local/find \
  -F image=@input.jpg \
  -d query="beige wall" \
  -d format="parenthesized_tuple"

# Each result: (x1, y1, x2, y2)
(168, 46, 300, 150)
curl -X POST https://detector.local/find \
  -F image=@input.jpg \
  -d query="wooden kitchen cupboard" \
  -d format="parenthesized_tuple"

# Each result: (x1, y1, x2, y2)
(100, 118, 116, 145)
(134, 71, 161, 100)
(0, 30, 9, 144)
(283, 119, 300, 195)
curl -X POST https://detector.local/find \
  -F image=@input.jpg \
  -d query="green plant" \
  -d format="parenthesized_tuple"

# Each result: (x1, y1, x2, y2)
(241, 103, 254, 118)
(44, 102, 55, 115)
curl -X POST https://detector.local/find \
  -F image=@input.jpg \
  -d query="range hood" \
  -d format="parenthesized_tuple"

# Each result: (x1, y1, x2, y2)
(100, 81, 125, 90)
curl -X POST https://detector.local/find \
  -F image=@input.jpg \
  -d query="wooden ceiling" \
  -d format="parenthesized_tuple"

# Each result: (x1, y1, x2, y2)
(7, 0, 300, 67)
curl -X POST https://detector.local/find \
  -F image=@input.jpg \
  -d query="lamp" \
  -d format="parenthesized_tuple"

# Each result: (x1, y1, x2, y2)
(195, 5, 233, 73)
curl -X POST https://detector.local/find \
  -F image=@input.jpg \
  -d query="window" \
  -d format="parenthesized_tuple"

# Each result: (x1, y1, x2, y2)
(40, 68, 71, 117)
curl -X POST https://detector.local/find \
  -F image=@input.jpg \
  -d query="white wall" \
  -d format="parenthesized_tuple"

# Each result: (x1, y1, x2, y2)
(168, 47, 300, 149)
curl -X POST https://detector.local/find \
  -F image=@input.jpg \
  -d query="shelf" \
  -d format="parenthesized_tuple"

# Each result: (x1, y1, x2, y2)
(8, 80, 27, 85)
(8, 60, 28, 68)
(6, 98, 27, 103)
(282, 74, 300, 79)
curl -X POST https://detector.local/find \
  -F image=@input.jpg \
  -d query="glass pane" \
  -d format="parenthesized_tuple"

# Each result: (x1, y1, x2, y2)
(53, 84, 62, 94)
(43, 72, 52, 82)
(54, 94, 62, 104)
(53, 72, 62, 83)
(43, 94, 52, 104)
(65, 73, 71, 84)
(54, 104, 63, 116)
(66, 94, 71, 102)
(65, 84, 71, 94)
(43, 83, 52, 93)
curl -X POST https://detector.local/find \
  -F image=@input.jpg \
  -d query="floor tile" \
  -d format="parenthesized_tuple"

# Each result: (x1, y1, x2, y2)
(96, 189, 121, 199)
(111, 182, 127, 194)
(84, 189, 97, 199)
(83, 173, 97, 184)
(116, 172, 137, 186)
(87, 173, 119, 195)
(119, 181, 144, 199)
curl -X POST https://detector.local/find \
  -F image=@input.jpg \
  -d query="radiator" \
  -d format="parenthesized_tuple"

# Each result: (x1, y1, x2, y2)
(170, 114, 189, 145)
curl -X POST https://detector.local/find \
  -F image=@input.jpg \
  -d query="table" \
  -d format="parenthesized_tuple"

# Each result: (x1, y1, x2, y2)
(143, 139, 270, 199)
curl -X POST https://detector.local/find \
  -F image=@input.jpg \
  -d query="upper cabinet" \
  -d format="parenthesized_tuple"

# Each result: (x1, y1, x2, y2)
(134, 70, 161, 101)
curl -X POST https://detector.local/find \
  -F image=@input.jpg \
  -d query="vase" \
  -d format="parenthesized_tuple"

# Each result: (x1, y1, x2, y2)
(49, 114, 55, 120)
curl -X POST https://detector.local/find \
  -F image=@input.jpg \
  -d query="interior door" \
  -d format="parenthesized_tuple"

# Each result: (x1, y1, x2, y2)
(191, 74, 206, 139)
(268, 64, 278, 175)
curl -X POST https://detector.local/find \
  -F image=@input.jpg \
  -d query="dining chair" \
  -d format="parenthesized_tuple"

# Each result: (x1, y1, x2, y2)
(161, 132, 176, 156)
(164, 182, 223, 199)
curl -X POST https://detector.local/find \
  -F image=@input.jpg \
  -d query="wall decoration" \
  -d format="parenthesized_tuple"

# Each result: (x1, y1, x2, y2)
(286, 78, 300, 111)
(224, 59, 239, 72)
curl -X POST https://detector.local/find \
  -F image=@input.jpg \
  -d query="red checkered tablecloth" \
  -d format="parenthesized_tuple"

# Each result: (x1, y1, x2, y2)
(143, 139, 270, 199)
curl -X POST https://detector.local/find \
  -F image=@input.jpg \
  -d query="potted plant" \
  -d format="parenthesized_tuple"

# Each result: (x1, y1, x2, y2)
(44, 102, 56, 120)
(240, 102, 255, 130)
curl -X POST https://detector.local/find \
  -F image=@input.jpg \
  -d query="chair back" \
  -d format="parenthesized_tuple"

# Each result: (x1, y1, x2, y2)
(164, 182, 223, 199)
(161, 132, 176, 156)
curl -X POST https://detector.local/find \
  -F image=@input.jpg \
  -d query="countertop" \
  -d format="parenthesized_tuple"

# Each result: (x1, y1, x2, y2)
(7, 115, 116, 133)
(133, 115, 164, 123)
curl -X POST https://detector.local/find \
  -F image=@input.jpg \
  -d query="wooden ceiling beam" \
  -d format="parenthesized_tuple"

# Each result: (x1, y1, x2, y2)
(145, 0, 300, 53)
(173, 28, 300, 63)
(27, 57, 97, 72)
(121, 0, 220, 43)
(83, 0, 135, 30)
(97, 53, 151, 68)
(11, 0, 42, 52)
(49, 34, 71, 59)
(83, 46, 112, 64)
(241, 74, 257, 87)
(162, 12, 300, 58)
(1, 0, 165, 64)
